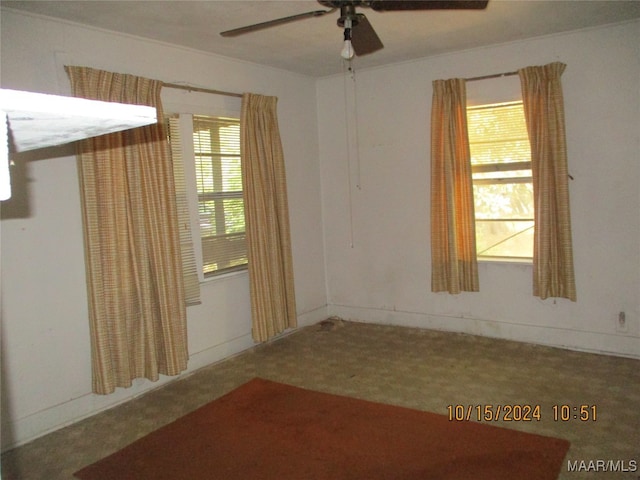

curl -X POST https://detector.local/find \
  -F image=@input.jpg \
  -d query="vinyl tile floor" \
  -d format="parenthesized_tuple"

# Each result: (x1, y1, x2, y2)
(2, 320, 639, 479)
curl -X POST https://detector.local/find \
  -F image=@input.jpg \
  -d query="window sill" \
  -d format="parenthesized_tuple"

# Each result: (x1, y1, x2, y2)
(201, 267, 248, 284)
(478, 257, 532, 266)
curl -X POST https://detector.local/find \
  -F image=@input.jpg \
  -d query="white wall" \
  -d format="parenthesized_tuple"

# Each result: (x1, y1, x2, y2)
(317, 21, 640, 358)
(0, 9, 328, 450)
(1, 7, 638, 453)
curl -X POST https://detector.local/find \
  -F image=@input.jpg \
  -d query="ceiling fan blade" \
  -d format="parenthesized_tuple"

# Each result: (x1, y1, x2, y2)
(351, 14, 384, 56)
(369, 0, 489, 11)
(220, 9, 335, 37)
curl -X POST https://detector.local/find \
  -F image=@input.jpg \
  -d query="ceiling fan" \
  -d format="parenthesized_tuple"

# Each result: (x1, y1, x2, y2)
(220, 1, 489, 60)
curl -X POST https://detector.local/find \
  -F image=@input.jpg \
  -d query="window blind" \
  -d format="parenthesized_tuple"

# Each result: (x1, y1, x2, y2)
(168, 116, 201, 305)
(192, 115, 247, 276)
(467, 101, 531, 174)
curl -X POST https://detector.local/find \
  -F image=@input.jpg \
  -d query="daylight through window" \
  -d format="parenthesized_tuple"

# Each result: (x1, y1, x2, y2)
(467, 101, 533, 260)
(192, 115, 247, 276)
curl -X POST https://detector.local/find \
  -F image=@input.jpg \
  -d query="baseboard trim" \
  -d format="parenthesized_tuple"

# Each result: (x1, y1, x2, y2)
(296, 304, 330, 328)
(1, 307, 331, 452)
(328, 304, 640, 360)
(9, 302, 633, 451)
(1, 334, 254, 452)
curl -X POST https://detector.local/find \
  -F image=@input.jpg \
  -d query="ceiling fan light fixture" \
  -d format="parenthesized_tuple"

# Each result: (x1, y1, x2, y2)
(340, 18, 355, 60)
(221, 1, 490, 60)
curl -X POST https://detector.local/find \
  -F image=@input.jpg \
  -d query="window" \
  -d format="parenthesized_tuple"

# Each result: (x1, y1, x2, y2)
(467, 101, 533, 260)
(191, 115, 247, 276)
(168, 114, 247, 280)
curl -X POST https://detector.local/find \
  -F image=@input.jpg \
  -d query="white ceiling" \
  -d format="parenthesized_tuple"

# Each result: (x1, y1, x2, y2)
(3, 0, 640, 77)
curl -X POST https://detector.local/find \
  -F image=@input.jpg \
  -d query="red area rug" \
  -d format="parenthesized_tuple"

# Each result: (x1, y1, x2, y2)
(75, 378, 569, 479)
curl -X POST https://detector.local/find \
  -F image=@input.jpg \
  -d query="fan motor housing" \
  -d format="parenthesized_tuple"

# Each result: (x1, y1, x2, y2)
(319, 0, 489, 11)
(319, 1, 364, 27)
(318, 0, 369, 7)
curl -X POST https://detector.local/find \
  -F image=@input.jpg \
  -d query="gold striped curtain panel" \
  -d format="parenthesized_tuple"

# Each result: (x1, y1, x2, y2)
(66, 66, 189, 395)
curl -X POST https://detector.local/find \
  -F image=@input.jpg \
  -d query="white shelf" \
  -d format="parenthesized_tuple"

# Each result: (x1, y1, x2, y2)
(0, 88, 157, 152)
(0, 88, 158, 200)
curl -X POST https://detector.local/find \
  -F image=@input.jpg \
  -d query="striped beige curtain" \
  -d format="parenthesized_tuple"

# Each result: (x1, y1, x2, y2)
(66, 66, 188, 394)
(430, 78, 479, 293)
(519, 63, 576, 301)
(241, 93, 297, 342)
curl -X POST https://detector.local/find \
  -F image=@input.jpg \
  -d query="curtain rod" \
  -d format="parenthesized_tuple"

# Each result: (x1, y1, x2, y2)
(163, 82, 243, 98)
(465, 70, 518, 82)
